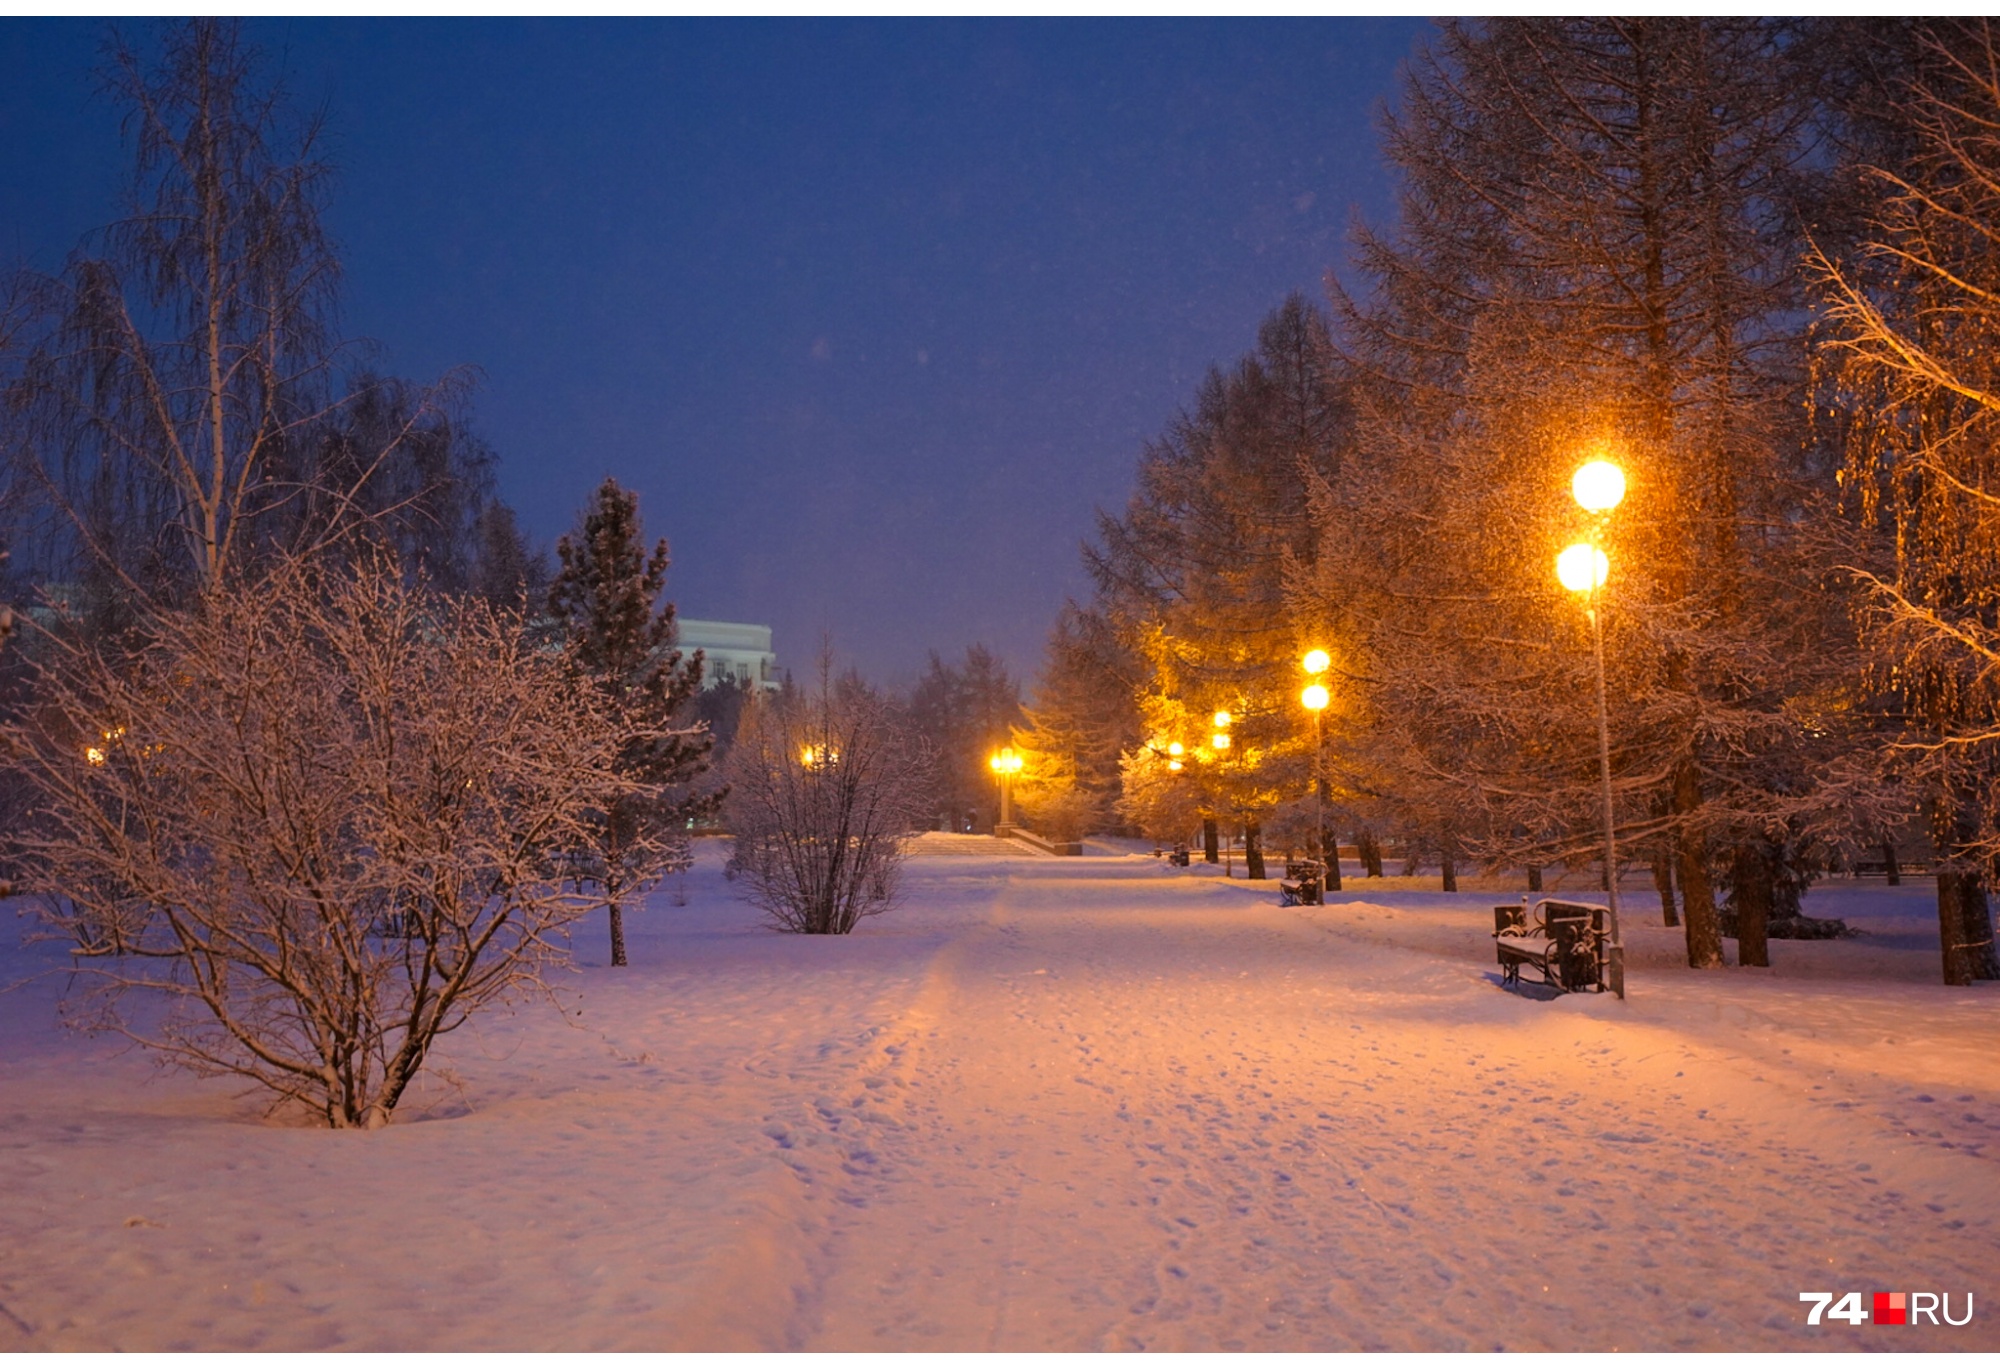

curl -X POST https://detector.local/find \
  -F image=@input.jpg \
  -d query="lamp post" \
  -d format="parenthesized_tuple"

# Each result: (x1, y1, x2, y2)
(1301, 650, 1332, 895)
(1210, 711, 1233, 874)
(989, 746, 1023, 833)
(1558, 456, 1627, 999)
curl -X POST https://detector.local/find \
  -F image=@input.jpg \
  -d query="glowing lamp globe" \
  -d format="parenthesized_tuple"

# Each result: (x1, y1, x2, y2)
(1302, 649, 1331, 676)
(1212, 732, 1231, 750)
(1556, 542, 1610, 593)
(1572, 460, 1626, 513)
(1167, 741, 1184, 757)
(1212, 710, 1232, 729)
(1301, 683, 1330, 712)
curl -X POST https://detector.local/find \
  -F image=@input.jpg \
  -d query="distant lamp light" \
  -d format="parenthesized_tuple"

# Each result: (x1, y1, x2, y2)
(1212, 711, 1232, 729)
(1572, 459, 1626, 513)
(1301, 683, 1330, 712)
(1168, 759, 1183, 772)
(1167, 741, 1184, 757)
(1302, 649, 1330, 676)
(989, 747, 1022, 775)
(1556, 542, 1610, 593)
(1212, 732, 1231, 750)
(85, 746, 106, 766)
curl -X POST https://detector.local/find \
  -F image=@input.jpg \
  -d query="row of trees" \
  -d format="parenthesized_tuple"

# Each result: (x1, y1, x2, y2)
(1016, 18, 2000, 985)
(0, 22, 739, 1127)
(0, 23, 959, 1130)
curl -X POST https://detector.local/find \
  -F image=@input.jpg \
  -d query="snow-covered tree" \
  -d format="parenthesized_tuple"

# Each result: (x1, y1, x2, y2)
(1089, 296, 1357, 879)
(1313, 19, 1842, 962)
(548, 476, 714, 967)
(1814, 18, 2000, 983)
(726, 649, 934, 934)
(4, 556, 633, 1128)
(906, 644, 1021, 832)
(1009, 607, 1140, 842)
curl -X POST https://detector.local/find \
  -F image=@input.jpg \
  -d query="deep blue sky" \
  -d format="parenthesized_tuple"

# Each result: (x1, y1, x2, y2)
(0, 18, 1424, 685)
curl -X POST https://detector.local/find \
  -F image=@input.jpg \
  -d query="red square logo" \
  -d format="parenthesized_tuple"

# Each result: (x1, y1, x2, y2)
(1874, 1292, 1907, 1326)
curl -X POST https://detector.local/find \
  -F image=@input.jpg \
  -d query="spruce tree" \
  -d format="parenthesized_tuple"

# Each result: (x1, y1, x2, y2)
(549, 477, 715, 966)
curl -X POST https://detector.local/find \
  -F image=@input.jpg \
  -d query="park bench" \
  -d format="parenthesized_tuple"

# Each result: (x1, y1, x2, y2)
(1493, 899, 1608, 993)
(1280, 859, 1324, 907)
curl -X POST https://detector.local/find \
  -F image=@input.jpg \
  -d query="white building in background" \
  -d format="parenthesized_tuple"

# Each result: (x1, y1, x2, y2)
(678, 619, 780, 692)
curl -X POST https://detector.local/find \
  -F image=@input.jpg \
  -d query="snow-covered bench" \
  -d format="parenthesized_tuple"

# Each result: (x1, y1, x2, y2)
(1493, 899, 1607, 993)
(1280, 860, 1323, 907)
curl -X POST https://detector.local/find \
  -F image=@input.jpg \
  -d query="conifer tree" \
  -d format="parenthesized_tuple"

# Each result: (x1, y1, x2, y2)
(1088, 296, 1358, 874)
(1010, 605, 1143, 841)
(906, 644, 1021, 832)
(1815, 18, 2000, 983)
(548, 477, 714, 966)
(1313, 19, 1842, 960)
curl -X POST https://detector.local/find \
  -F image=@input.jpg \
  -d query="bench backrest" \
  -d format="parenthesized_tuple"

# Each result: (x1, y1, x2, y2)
(1494, 904, 1527, 935)
(1535, 900, 1605, 933)
(1535, 901, 1605, 986)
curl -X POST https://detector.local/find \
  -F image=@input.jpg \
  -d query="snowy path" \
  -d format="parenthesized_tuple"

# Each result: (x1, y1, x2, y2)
(778, 857, 1999, 1350)
(1, 840, 1996, 1350)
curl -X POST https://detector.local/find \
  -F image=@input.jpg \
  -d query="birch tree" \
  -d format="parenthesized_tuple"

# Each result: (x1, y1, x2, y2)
(2, 20, 498, 611)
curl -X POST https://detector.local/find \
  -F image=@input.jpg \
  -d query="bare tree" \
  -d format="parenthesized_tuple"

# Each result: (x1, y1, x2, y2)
(3, 556, 638, 1128)
(726, 651, 934, 935)
(2, 20, 470, 609)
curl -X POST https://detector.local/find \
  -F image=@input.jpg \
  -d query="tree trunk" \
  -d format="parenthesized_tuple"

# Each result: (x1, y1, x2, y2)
(1245, 821, 1266, 881)
(1932, 798, 1999, 985)
(1938, 869, 1999, 985)
(1732, 843, 1771, 968)
(1359, 829, 1383, 878)
(608, 898, 628, 967)
(1674, 760, 1725, 968)
(1959, 873, 1998, 980)
(1526, 864, 1542, 892)
(1440, 851, 1457, 893)
(1653, 835, 1680, 926)
(1321, 824, 1342, 892)
(1203, 818, 1219, 864)
(1938, 871, 1969, 986)
(1882, 840, 1901, 887)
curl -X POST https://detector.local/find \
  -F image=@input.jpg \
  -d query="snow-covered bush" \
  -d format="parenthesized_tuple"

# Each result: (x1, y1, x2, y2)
(726, 660, 933, 934)
(4, 557, 639, 1128)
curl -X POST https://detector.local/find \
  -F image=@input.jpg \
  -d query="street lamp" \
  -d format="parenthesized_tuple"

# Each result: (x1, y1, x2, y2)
(1558, 459, 1627, 999)
(1301, 649, 1332, 897)
(989, 747, 1023, 831)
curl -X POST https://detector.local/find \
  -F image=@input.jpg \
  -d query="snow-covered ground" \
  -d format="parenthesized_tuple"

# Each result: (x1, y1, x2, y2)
(1, 836, 1995, 1351)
